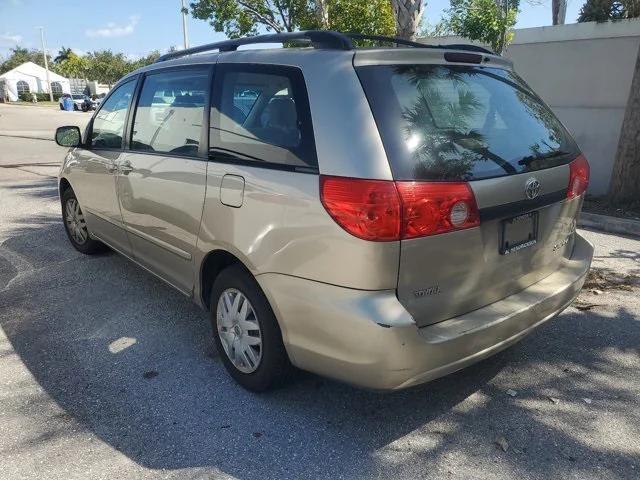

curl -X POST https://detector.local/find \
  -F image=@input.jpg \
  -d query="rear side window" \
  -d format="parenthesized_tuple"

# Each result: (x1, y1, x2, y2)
(131, 68, 208, 156)
(210, 64, 317, 170)
(356, 65, 579, 181)
(91, 79, 135, 149)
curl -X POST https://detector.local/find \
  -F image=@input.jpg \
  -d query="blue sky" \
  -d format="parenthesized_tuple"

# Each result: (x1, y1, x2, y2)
(0, 0, 584, 58)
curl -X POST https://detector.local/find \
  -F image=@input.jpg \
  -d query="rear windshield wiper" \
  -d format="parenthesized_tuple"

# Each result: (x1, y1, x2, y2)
(518, 150, 571, 167)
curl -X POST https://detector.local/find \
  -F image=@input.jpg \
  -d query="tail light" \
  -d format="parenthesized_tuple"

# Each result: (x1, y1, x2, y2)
(319, 176, 401, 241)
(395, 182, 480, 238)
(567, 154, 590, 199)
(320, 176, 480, 241)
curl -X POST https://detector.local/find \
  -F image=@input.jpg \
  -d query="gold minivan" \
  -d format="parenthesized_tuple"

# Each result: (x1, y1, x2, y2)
(55, 31, 593, 391)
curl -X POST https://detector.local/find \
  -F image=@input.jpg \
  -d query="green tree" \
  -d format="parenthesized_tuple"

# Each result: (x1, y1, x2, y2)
(189, 0, 310, 37)
(130, 50, 162, 70)
(187, 0, 395, 38)
(85, 50, 131, 85)
(1, 45, 164, 84)
(56, 52, 90, 79)
(577, 0, 639, 21)
(419, 17, 452, 37)
(0, 46, 55, 74)
(81, 50, 162, 84)
(445, 0, 520, 54)
(54, 46, 73, 64)
(302, 0, 395, 36)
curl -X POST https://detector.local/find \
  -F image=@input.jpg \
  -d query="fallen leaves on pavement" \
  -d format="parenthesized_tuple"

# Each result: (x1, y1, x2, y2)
(573, 301, 601, 311)
(582, 270, 639, 292)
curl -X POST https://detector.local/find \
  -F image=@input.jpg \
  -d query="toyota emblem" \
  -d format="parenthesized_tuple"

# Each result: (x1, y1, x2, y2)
(525, 177, 541, 200)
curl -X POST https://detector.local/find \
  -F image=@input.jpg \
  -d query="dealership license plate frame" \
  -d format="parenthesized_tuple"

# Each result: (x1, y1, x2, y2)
(500, 211, 539, 255)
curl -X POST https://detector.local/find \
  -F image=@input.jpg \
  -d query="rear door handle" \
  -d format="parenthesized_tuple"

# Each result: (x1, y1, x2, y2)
(119, 161, 134, 175)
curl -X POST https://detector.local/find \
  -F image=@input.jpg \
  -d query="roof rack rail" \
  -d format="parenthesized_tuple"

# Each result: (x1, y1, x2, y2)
(155, 30, 495, 63)
(155, 30, 352, 62)
(345, 33, 429, 49)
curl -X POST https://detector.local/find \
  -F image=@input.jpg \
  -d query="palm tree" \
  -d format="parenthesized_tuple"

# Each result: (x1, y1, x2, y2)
(552, 0, 567, 24)
(391, 0, 424, 41)
(314, 0, 329, 28)
(609, 40, 640, 204)
(54, 47, 73, 64)
(400, 69, 488, 179)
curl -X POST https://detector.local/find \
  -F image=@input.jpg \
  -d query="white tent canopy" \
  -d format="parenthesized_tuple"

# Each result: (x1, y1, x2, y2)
(0, 61, 71, 101)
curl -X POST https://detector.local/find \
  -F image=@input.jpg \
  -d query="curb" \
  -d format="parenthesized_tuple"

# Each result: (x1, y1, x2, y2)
(578, 212, 640, 238)
(0, 131, 54, 141)
(0, 134, 53, 142)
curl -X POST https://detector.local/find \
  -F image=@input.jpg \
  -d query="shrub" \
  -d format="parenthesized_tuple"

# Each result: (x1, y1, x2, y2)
(18, 92, 63, 102)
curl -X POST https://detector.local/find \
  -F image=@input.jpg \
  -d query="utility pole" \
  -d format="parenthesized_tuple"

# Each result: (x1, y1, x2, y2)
(37, 26, 53, 102)
(181, 0, 189, 49)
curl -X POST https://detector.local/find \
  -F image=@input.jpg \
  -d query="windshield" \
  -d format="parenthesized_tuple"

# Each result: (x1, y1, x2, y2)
(356, 65, 580, 181)
(72, 95, 85, 100)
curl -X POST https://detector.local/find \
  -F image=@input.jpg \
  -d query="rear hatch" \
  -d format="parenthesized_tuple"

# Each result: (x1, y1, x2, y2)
(355, 51, 586, 327)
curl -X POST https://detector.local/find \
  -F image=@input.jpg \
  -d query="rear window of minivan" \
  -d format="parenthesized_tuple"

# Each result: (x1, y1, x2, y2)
(356, 64, 580, 181)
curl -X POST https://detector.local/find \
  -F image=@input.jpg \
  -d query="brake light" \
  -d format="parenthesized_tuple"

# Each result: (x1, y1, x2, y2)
(395, 181, 480, 238)
(320, 176, 401, 241)
(567, 154, 590, 199)
(320, 176, 480, 241)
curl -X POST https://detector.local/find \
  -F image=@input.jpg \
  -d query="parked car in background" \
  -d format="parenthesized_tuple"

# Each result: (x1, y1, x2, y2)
(94, 93, 106, 107)
(81, 95, 98, 112)
(54, 31, 593, 393)
(59, 93, 88, 111)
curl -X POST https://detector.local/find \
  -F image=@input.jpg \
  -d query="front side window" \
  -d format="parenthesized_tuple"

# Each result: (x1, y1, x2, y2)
(131, 68, 208, 156)
(357, 65, 580, 181)
(210, 64, 317, 169)
(91, 80, 136, 149)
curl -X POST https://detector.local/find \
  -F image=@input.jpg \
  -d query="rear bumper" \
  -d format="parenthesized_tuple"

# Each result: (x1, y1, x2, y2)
(257, 233, 593, 390)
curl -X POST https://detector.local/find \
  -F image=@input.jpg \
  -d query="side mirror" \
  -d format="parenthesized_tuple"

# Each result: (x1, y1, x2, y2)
(55, 126, 82, 147)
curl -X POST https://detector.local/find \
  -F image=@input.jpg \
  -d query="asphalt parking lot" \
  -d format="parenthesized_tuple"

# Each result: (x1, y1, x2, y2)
(1, 104, 639, 480)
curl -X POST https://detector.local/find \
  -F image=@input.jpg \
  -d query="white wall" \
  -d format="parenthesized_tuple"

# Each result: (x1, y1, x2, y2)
(87, 80, 111, 95)
(419, 20, 640, 195)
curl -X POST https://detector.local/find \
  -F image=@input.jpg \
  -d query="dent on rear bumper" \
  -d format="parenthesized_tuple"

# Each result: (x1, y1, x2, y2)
(256, 233, 594, 390)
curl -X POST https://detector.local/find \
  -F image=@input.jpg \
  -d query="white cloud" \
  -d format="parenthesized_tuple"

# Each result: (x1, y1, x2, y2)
(0, 32, 22, 45)
(86, 15, 140, 38)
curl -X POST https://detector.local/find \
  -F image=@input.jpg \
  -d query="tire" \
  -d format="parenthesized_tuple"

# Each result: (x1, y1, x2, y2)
(61, 188, 106, 255)
(210, 264, 292, 392)
(73, 104, 78, 111)
(59, 104, 64, 110)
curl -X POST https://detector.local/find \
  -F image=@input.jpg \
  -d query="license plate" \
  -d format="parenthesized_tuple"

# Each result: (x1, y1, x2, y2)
(500, 211, 538, 255)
